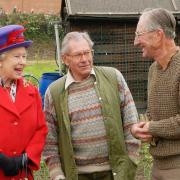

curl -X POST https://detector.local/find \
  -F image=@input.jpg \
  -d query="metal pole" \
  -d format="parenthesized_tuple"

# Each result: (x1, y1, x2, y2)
(54, 23, 62, 74)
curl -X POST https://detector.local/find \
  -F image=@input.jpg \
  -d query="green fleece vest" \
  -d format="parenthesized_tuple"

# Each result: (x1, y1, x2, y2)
(49, 66, 136, 180)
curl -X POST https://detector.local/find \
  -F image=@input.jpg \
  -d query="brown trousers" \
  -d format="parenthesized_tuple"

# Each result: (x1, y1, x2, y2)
(78, 170, 113, 180)
(151, 163, 180, 180)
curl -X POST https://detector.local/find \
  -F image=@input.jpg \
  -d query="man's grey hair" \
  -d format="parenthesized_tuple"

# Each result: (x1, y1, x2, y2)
(61, 31, 94, 54)
(141, 8, 176, 39)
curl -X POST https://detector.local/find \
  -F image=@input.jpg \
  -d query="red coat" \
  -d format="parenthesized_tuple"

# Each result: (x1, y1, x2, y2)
(0, 78, 48, 180)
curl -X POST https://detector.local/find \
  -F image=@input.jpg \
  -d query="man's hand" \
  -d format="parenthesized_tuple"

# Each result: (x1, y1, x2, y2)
(131, 122, 152, 142)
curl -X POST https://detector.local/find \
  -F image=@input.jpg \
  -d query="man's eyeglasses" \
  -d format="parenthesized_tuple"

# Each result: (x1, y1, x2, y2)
(135, 29, 157, 37)
(66, 50, 94, 60)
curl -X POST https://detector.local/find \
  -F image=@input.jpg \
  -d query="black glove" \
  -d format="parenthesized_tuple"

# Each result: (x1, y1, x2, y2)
(0, 153, 23, 176)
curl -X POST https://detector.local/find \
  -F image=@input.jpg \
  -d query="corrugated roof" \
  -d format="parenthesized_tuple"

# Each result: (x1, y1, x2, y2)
(64, 0, 180, 18)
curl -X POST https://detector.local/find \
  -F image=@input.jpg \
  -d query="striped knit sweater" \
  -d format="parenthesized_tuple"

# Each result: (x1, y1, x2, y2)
(68, 76, 110, 172)
(43, 68, 140, 179)
(148, 50, 180, 169)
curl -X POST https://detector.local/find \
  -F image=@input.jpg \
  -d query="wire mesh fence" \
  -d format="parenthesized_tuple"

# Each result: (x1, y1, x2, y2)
(87, 24, 152, 113)
(92, 23, 180, 113)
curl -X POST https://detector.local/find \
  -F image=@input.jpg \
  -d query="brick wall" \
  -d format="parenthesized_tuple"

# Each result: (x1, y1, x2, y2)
(0, 0, 61, 14)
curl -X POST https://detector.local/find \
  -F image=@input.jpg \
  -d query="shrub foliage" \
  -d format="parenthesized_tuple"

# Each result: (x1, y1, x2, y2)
(0, 11, 62, 41)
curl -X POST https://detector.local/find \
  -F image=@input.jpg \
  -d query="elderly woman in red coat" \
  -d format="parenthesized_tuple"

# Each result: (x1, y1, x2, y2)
(0, 24, 48, 180)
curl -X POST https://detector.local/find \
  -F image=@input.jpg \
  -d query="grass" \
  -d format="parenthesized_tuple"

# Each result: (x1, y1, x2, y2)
(25, 60, 58, 80)
(24, 60, 59, 87)
(136, 144, 152, 180)
(25, 60, 153, 180)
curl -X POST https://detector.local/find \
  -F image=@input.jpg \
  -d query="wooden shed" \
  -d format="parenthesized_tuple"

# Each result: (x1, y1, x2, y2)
(60, 0, 180, 112)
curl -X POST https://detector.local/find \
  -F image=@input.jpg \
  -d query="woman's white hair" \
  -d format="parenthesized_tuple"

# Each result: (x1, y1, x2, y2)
(0, 53, 6, 61)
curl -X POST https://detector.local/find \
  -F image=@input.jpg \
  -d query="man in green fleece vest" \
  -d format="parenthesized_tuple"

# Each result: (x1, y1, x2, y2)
(131, 8, 180, 180)
(43, 31, 141, 180)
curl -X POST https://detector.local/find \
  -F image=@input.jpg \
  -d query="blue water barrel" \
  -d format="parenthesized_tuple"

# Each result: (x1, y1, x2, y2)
(39, 72, 63, 106)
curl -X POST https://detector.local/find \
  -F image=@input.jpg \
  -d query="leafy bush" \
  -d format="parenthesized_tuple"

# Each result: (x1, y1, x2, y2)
(0, 12, 62, 41)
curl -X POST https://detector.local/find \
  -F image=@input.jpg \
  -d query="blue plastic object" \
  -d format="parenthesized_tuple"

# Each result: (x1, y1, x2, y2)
(39, 72, 62, 106)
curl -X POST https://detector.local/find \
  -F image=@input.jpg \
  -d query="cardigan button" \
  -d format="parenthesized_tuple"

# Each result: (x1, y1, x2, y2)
(113, 172, 117, 176)
(13, 121, 18, 125)
(13, 151, 17, 155)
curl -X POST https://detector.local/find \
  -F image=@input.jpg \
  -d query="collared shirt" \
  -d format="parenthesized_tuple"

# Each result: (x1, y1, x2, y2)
(65, 69, 96, 89)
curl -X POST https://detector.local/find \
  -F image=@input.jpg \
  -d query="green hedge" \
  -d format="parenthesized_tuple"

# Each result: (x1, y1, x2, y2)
(0, 12, 62, 41)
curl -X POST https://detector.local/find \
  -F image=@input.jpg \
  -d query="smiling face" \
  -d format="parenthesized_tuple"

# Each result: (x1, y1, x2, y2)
(0, 47, 27, 82)
(134, 16, 160, 59)
(63, 38, 93, 81)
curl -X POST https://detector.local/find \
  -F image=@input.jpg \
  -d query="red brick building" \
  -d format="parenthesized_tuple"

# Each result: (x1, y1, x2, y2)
(0, 0, 61, 14)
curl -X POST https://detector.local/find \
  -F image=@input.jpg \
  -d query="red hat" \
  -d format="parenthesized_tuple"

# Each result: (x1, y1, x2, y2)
(0, 24, 32, 54)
